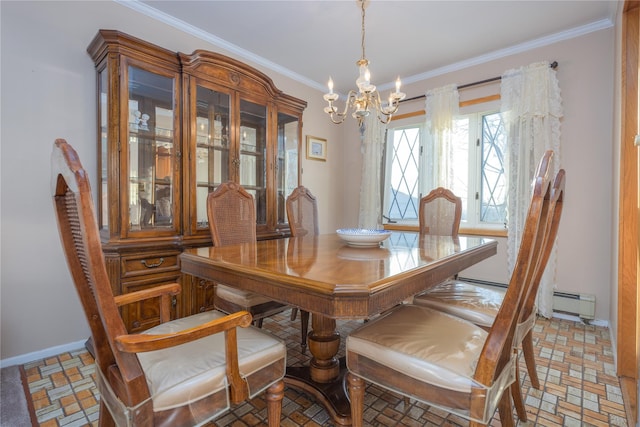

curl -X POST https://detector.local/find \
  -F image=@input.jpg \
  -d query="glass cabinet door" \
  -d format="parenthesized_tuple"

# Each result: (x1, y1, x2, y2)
(127, 65, 177, 234)
(239, 99, 267, 225)
(277, 112, 300, 225)
(194, 85, 231, 230)
(98, 68, 109, 232)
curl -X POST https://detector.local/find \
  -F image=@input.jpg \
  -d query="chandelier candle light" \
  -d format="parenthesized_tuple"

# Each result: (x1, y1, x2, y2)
(324, 0, 406, 126)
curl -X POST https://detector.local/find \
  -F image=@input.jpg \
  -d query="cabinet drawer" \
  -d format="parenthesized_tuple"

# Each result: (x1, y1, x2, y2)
(121, 251, 180, 278)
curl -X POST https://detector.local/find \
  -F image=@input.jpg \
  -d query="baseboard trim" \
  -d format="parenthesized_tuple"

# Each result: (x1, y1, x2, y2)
(551, 311, 609, 328)
(0, 340, 86, 368)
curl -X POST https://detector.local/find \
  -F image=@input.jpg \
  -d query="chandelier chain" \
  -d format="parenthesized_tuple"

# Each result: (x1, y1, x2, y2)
(360, 0, 366, 61)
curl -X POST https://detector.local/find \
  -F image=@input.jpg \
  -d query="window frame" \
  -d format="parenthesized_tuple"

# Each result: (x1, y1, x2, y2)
(382, 99, 507, 237)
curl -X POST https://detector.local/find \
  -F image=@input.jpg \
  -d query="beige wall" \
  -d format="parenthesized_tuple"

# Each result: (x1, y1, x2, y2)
(0, 1, 616, 363)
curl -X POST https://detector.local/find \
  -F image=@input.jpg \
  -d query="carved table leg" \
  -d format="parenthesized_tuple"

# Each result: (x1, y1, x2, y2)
(284, 313, 352, 425)
(308, 314, 341, 382)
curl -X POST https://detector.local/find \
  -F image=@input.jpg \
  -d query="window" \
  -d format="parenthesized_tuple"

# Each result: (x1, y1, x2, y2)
(383, 110, 507, 230)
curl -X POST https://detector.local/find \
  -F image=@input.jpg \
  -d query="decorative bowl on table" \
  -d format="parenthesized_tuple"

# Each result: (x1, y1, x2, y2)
(336, 228, 392, 248)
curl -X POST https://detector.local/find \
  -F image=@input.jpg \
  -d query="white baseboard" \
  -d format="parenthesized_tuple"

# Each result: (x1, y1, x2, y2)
(0, 340, 86, 368)
(551, 311, 609, 328)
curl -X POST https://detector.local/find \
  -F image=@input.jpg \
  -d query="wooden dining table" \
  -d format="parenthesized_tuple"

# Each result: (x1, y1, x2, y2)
(181, 231, 497, 425)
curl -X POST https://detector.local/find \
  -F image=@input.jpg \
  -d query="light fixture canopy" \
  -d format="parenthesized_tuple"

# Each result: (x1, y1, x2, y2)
(323, 0, 405, 127)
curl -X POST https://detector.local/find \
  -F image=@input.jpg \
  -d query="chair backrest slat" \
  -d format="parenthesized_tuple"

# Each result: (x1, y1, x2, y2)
(520, 169, 566, 322)
(474, 150, 554, 387)
(419, 187, 462, 237)
(207, 182, 257, 246)
(286, 186, 319, 237)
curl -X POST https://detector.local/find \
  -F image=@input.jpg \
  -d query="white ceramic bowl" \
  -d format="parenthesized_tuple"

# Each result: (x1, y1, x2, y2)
(336, 228, 392, 247)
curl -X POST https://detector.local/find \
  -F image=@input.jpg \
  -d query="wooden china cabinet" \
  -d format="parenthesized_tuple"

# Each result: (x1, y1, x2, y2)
(87, 30, 306, 332)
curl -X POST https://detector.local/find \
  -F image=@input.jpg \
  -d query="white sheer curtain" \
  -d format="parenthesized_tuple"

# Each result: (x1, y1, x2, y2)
(358, 115, 386, 229)
(501, 61, 563, 318)
(425, 84, 460, 189)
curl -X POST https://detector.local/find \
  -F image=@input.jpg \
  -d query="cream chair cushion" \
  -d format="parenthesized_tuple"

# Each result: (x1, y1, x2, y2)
(216, 284, 273, 307)
(347, 304, 488, 392)
(347, 304, 516, 423)
(136, 310, 286, 412)
(413, 281, 536, 343)
(412, 281, 505, 328)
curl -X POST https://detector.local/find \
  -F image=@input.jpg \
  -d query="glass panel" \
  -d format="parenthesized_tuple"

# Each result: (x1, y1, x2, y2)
(480, 113, 507, 224)
(387, 127, 420, 220)
(99, 69, 108, 231)
(194, 85, 230, 229)
(239, 99, 267, 225)
(277, 112, 299, 225)
(127, 66, 175, 232)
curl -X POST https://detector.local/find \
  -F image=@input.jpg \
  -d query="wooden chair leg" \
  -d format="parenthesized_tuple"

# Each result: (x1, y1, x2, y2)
(300, 310, 309, 353)
(265, 379, 284, 427)
(347, 373, 365, 427)
(497, 389, 515, 427)
(290, 307, 298, 321)
(98, 401, 116, 427)
(256, 318, 264, 328)
(511, 360, 528, 422)
(522, 329, 540, 389)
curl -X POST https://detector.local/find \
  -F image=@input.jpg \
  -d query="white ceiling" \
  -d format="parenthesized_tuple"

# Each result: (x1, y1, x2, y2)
(130, 0, 618, 94)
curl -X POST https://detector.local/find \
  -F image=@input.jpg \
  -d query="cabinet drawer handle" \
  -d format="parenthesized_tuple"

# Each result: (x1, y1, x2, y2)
(141, 258, 164, 268)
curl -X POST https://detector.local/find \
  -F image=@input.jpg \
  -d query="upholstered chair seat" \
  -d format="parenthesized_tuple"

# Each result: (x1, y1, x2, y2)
(98, 310, 286, 424)
(346, 304, 516, 424)
(414, 281, 506, 328)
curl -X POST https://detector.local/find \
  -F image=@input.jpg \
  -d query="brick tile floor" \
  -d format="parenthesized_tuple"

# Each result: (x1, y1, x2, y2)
(22, 313, 629, 426)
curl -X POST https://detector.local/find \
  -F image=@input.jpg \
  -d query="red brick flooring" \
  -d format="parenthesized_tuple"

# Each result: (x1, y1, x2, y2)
(23, 313, 629, 426)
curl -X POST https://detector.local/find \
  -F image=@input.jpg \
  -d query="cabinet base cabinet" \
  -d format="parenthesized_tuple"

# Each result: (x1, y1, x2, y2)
(182, 274, 217, 316)
(122, 274, 181, 333)
(104, 248, 182, 333)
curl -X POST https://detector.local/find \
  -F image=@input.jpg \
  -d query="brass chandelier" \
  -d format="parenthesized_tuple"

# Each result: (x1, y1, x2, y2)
(323, 0, 405, 127)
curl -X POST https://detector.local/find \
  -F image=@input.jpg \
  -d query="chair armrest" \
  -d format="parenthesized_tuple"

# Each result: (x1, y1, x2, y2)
(114, 310, 253, 353)
(113, 283, 181, 307)
(113, 283, 181, 324)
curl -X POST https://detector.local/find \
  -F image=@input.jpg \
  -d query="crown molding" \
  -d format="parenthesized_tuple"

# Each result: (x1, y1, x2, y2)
(115, 1, 613, 94)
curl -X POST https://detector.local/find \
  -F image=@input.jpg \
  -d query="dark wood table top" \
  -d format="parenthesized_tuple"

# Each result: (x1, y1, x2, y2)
(181, 232, 497, 320)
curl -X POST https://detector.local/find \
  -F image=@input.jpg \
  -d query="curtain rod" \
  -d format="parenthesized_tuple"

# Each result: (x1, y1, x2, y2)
(400, 61, 558, 104)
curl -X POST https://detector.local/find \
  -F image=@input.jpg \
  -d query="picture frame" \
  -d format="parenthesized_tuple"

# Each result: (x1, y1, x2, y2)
(306, 136, 327, 161)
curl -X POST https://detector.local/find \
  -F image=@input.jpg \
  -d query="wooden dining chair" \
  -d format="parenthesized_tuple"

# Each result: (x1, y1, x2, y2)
(286, 185, 319, 237)
(208, 182, 306, 340)
(419, 186, 462, 237)
(412, 165, 565, 420)
(285, 185, 318, 352)
(51, 139, 286, 427)
(346, 150, 554, 427)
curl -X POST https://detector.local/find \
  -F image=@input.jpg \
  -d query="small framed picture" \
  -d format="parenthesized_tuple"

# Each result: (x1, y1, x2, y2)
(306, 136, 327, 161)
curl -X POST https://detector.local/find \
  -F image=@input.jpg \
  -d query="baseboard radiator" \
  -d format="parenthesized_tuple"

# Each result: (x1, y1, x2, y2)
(456, 277, 596, 320)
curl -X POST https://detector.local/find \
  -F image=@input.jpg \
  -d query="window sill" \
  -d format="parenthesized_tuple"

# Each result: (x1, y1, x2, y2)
(383, 224, 507, 238)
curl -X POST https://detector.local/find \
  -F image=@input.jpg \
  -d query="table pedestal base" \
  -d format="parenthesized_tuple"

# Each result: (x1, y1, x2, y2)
(285, 357, 352, 426)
